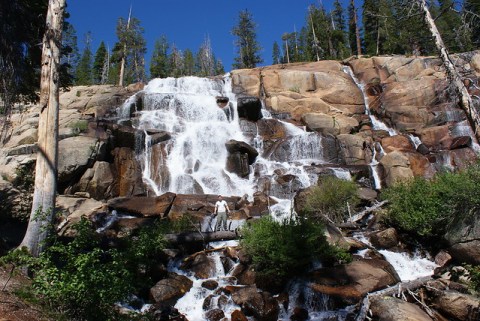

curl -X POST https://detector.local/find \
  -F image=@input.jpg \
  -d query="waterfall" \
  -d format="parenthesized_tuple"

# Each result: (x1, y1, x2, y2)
(342, 66, 397, 136)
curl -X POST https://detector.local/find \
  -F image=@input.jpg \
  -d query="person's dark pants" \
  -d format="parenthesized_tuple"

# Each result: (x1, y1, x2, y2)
(216, 211, 227, 231)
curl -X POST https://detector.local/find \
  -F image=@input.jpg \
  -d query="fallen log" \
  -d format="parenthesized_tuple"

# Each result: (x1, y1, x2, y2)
(164, 230, 238, 244)
(348, 200, 388, 224)
(355, 276, 432, 321)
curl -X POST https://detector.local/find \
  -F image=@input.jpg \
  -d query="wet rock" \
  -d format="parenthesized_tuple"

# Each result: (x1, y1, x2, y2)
(231, 309, 248, 321)
(357, 187, 378, 202)
(369, 228, 399, 249)
(72, 161, 115, 200)
(237, 96, 263, 122)
(152, 306, 188, 321)
(108, 192, 176, 218)
(337, 134, 372, 165)
(148, 131, 172, 145)
(434, 250, 452, 268)
(203, 294, 214, 310)
(226, 151, 250, 178)
(432, 290, 480, 321)
(111, 147, 146, 197)
(181, 252, 216, 279)
(150, 273, 193, 308)
(220, 256, 235, 273)
(109, 217, 155, 237)
(231, 263, 256, 285)
(290, 307, 309, 321)
(206, 309, 225, 321)
(225, 140, 259, 164)
(310, 258, 400, 305)
(231, 286, 279, 321)
(202, 280, 219, 290)
(370, 296, 433, 321)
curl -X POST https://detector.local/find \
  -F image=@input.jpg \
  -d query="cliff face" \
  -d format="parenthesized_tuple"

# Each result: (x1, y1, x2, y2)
(232, 52, 480, 186)
(1, 53, 480, 254)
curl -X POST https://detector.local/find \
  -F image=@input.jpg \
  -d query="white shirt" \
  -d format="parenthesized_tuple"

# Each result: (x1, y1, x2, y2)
(215, 200, 228, 212)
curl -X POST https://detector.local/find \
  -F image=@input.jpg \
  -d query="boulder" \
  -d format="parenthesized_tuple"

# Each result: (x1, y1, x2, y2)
(231, 286, 279, 321)
(231, 69, 261, 96)
(205, 309, 225, 321)
(310, 258, 400, 305)
(150, 273, 193, 308)
(73, 161, 115, 200)
(302, 113, 359, 135)
(108, 192, 176, 218)
(225, 140, 259, 164)
(370, 296, 433, 321)
(237, 96, 263, 122)
(180, 252, 216, 279)
(337, 134, 373, 165)
(231, 309, 248, 321)
(58, 136, 106, 186)
(379, 151, 414, 187)
(444, 210, 480, 264)
(432, 290, 480, 321)
(369, 228, 399, 249)
(381, 135, 415, 153)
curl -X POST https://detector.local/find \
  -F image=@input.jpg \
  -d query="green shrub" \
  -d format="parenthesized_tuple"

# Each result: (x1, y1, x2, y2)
(69, 120, 89, 134)
(465, 264, 480, 293)
(2, 218, 166, 320)
(240, 215, 349, 281)
(303, 176, 359, 223)
(382, 164, 480, 239)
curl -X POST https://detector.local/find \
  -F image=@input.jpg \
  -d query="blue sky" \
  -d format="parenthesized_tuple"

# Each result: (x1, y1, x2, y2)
(69, 1, 356, 74)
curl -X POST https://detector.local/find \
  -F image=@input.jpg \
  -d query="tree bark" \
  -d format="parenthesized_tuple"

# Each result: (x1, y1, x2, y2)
(418, 0, 480, 140)
(20, 0, 65, 257)
(354, 6, 362, 56)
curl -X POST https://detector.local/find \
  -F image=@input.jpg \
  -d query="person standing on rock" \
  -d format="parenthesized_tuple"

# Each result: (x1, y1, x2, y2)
(214, 195, 230, 231)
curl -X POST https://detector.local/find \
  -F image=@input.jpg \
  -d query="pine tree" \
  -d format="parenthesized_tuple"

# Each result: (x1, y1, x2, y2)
(183, 49, 195, 76)
(333, 0, 346, 31)
(331, 0, 350, 59)
(0, 0, 48, 112)
(92, 41, 107, 84)
(464, 0, 480, 47)
(436, 0, 464, 51)
(75, 33, 93, 85)
(60, 14, 78, 88)
(232, 9, 263, 69)
(363, 0, 380, 55)
(150, 36, 169, 78)
(168, 44, 184, 77)
(196, 36, 215, 76)
(214, 57, 225, 75)
(115, 13, 147, 85)
(272, 41, 281, 64)
(348, 0, 362, 56)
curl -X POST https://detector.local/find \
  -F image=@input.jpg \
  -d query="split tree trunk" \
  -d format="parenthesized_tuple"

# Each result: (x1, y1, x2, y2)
(418, 0, 480, 140)
(20, 0, 65, 256)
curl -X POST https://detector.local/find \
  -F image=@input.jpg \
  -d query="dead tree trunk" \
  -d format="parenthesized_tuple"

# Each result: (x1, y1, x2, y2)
(418, 0, 480, 139)
(20, 0, 65, 256)
(354, 6, 362, 56)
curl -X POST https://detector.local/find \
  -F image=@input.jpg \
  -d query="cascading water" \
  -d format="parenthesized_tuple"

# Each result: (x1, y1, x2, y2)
(132, 76, 254, 197)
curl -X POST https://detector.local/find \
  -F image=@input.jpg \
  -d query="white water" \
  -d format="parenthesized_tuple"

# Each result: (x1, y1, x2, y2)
(354, 233, 438, 281)
(343, 66, 397, 136)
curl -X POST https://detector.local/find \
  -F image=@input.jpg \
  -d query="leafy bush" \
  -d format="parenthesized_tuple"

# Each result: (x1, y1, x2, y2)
(69, 120, 89, 134)
(240, 215, 350, 281)
(303, 176, 359, 223)
(2, 218, 167, 320)
(382, 164, 480, 238)
(465, 264, 480, 293)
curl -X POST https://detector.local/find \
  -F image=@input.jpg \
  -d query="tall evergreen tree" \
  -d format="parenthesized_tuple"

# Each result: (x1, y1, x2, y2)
(115, 13, 147, 85)
(60, 14, 78, 88)
(92, 41, 107, 84)
(197, 36, 216, 76)
(232, 9, 263, 69)
(332, 0, 346, 31)
(214, 56, 225, 75)
(348, 0, 362, 55)
(75, 33, 93, 85)
(168, 44, 184, 77)
(331, 0, 350, 59)
(150, 36, 169, 79)
(464, 0, 480, 47)
(183, 49, 195, 76)
(0, 0, 48, 113)
(272, 41, 281, 64)
(436, 0, 464, 51)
